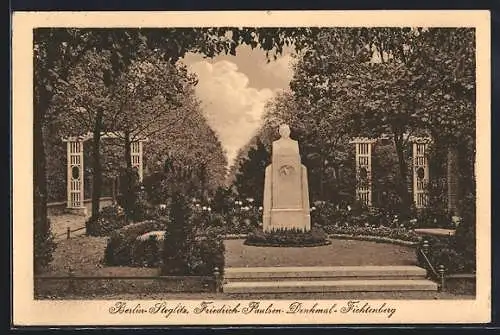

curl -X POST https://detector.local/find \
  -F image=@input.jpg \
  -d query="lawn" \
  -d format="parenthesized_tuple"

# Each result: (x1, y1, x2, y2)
(37, 232, 473, 299)
(45, 235, 158, 277)
(224, 239, 417, 268)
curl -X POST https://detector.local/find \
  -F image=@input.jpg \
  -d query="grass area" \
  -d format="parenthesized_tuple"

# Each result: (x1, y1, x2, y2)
(45, 235, 158, 277)
(224, 239, 417, 268)
(37, 234, 474, 299)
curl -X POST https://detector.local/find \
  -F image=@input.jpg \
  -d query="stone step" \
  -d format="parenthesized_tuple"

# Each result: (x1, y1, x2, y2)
(224, 266, 427, 281)
(223, 279, 438, 294)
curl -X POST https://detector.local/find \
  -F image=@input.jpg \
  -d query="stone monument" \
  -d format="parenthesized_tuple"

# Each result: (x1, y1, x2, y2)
(263, 124, 311, 232)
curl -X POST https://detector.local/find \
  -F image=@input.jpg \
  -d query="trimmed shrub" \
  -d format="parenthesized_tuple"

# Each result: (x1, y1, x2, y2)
(34, 218, 57, 274)
(104, 219, 167, 266)
(244, 227, 329, 247)
(131, 234, 161, 267)
(161, 192, 193, 275)
(187, 226, 225, 276)
(86, 204, 128, 237)
(160, 192, 225, 276)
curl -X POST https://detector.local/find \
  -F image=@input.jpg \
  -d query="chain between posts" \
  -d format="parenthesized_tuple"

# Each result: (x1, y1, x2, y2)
(420, 239, 446, 291)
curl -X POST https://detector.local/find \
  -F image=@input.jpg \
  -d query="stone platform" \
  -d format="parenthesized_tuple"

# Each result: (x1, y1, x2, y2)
(223, 265, 438, 294)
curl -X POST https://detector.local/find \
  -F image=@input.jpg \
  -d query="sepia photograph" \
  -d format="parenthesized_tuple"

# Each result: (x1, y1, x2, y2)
(12, 10, 491, 326)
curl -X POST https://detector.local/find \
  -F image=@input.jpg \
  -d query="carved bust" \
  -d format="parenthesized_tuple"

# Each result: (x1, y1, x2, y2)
(273, 124, 299, 155)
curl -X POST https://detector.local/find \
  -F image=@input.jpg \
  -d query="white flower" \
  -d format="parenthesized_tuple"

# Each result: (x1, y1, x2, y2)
(207, 207, 212, 212)
(136, 231, 165, 242)
(258, 206, 263, 211)
(311, 207, 316, 211)
(451, 216, 462, 227)
(159, 204, 167, 210)
(347, 205, 352, 211)
(202, 206, 207, 211)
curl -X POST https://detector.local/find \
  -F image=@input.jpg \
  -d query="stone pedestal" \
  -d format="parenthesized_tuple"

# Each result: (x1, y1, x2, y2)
(263, 124, 311, 232)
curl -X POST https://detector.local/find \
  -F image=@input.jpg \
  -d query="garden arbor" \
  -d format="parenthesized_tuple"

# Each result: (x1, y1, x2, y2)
(62, 131, 147, 215)
(351, 136, 432, 209)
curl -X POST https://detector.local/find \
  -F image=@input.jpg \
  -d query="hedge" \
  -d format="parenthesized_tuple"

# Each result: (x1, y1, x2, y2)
(244, 227, 329, 247)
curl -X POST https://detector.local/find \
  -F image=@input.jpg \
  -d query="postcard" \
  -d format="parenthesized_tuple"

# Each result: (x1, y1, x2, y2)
(12, 10, 491, 326)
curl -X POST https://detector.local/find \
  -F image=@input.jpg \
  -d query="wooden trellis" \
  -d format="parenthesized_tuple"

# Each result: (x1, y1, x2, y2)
(62, 132, 147, 215)
(350, 137, 377, 207)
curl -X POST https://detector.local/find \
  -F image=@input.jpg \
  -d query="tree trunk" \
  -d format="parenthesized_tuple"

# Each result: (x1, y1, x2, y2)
(123, 131, 133, 217)
(90, 108, 104, 218)
(394, 133, 411, 211)
(125, 131, 132, 170)
(34, 97, 48, 232)
(447, 145, 460, 216)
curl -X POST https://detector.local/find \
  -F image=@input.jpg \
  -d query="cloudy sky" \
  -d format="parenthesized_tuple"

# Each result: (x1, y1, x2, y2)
(181, 45, 295, 165)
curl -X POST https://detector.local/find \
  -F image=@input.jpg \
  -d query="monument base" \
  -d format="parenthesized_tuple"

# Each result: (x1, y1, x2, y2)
(65, 207, 88, 217)
(264, 209, 311, 232)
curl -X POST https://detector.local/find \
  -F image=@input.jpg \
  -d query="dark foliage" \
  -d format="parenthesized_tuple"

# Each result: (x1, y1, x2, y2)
(117, 167, 141, 220)
(417, 193, 476, 274)
(161, 192, 193, 275)
(104, 219, 167, 266)
(34, 218, 57, 274)
(85, 204, 128, 236)
(244, 227, 328, 247)
(234, 139, 270, 206)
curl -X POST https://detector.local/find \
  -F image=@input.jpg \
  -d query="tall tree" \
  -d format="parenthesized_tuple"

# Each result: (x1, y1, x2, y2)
(234, 138, 271, 205)
(35, 27, 319, 221)
(288, 27, 475, 212)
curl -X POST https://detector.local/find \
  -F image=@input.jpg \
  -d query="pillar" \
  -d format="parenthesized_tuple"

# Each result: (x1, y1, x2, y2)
(130, 140, 144, 182)
(65, 140, 87, 216)
(350, 138, 376, 207)
(411, 137, 431, 209)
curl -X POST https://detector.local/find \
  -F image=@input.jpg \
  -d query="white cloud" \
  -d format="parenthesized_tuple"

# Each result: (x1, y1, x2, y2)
(259, 53, 295, 84)
(188, 60, 275, 165)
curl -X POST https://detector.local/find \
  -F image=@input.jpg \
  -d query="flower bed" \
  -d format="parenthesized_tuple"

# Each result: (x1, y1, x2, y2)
(244, 227, 330, 247)
(328, 234, 418, 247)
(323, 225, 421, 243)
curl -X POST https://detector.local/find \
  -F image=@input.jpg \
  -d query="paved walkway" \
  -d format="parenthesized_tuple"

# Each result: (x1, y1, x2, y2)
(50, 214, 88, 240)
(48, 199, 113, 240)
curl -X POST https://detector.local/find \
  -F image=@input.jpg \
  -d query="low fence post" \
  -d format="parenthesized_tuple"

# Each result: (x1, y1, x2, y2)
(67, 227, 71, 240)
(213, 267, 221, 293)
(422, 239, 429, 254)
(438, 264, 446, 292)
